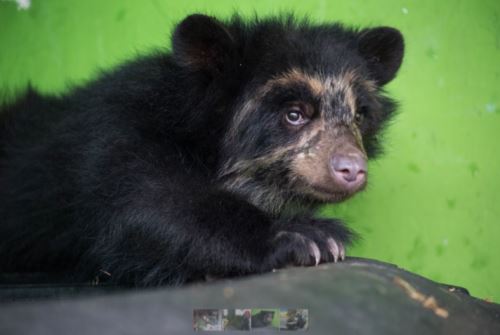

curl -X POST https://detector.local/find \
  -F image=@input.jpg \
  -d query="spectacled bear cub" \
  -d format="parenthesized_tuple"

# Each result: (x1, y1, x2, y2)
(0, 14, 404, 286)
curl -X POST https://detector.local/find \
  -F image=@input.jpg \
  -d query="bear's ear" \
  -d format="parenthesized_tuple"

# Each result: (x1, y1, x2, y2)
(357, 27, 404, 85)
(172, 14, 237, 75)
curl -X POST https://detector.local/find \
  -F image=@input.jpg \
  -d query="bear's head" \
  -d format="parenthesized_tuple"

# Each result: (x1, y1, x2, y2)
(172, 14, 404, 215)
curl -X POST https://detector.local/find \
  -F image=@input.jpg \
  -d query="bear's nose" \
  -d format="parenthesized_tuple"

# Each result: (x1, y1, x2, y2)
(330, 153, 367, 188)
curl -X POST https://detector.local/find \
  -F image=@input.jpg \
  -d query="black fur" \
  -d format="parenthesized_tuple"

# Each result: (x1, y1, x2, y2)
(0, 14, 404, 286)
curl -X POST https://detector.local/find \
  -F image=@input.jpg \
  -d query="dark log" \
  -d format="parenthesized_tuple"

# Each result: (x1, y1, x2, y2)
(0, 258, 498, 334)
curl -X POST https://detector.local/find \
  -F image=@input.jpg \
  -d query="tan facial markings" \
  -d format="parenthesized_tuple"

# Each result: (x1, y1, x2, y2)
(229, 68, 374, 141)
(325, 69, 359, 117)
(224, 68, 372, 176)
(221, 68, 375, 211)
(272, 68, 363, 118)
(227, 68, 325, 141)
(265, 68, 325, 96)
(219, 121, 328, 214)
(289, 120, 331, 188)
(350, 124, 366, 154)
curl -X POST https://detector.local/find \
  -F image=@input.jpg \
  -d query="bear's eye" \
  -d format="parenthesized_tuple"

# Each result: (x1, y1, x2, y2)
(355, 106, 368, 125)
(354, 113, 363, 124)
(284, 105, 310, 126)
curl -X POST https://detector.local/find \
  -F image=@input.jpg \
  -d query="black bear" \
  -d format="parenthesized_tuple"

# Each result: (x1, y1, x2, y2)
(0, 14, 404, 286)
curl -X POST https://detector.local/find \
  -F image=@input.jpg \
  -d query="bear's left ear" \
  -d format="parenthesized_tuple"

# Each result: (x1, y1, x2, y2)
(357, 27, 404, 85)
(172, 14, 237, 75)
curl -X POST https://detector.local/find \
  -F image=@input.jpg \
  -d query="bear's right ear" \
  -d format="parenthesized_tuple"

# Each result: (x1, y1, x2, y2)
(357, 27, 404, 86)
(172, 14, 237, 75)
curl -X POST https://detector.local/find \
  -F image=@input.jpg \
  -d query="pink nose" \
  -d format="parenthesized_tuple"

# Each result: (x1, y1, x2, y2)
(330, 154, 367, 189)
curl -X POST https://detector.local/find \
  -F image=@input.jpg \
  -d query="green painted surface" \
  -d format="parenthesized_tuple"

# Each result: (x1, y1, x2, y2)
(1, 0, 499, 301)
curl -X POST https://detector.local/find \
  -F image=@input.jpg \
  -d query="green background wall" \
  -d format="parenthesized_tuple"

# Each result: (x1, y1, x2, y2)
(1, 0, 499, 301)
